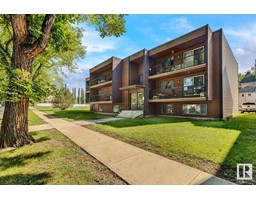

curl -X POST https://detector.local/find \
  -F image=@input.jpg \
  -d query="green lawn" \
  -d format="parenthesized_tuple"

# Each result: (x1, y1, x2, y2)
(0, 129, 125, 185)
(1, 109, 46, 126)
(28, 109, 47, 126)
(87, 114, 256, 184)
(36, 106, 111, 121)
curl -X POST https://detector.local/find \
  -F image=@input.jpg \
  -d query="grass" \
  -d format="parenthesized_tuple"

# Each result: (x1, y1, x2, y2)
(87, 114, 256, 184)
(0, 129, 125, 185)
(28, 109, 47, 126)
(36, 106, 111, 121)
(0, 109, 46, 127)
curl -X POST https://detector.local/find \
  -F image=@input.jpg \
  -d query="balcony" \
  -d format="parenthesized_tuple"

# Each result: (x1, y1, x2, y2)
(90, 73, 112, 87)
(149, 84, 206, 102)
(90, 92, 112, 103)
(129, 74, 144, 85)
(149, 50, 205, 78)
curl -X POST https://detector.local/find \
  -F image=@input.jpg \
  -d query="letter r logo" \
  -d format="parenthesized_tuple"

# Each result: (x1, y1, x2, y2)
(237, 164, 253, 180)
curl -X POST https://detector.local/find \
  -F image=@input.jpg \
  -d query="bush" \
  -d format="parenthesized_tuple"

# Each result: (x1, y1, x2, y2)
(52, 86, 74, 110)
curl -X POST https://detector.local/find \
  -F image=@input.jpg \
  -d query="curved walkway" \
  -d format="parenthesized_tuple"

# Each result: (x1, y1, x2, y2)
(30, 108, 234, 185)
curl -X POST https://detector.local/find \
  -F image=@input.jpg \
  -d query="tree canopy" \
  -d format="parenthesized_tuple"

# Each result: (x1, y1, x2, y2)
(0, 14, 127, 102)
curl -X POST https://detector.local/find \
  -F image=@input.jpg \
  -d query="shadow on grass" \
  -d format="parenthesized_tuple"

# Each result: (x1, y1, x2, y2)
(44, 109, 110, 121)
(0, 151, 51, 171)
(0, 173, 51, 185)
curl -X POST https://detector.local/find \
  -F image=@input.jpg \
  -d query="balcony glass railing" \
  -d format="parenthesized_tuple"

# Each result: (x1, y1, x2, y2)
(150, 84, 206, 100)
(90, 73, 112, 86)
(149, 51, 205, 76)
(90, 92, 112, 102)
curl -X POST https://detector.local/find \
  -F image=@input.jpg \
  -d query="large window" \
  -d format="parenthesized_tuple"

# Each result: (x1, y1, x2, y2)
(183, 75, 204, 97)
(161, 104, 174, 115)
(161, 80, 174, 92)
(182, 104, 207, 116)
(183, 47, 204, 68)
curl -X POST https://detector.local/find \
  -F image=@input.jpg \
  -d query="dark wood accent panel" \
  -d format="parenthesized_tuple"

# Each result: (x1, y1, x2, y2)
(207, 30, 221, 118)
(129, 61, 139, 85)
(112, 58, 122, 104)
(122, 58, 129, 87)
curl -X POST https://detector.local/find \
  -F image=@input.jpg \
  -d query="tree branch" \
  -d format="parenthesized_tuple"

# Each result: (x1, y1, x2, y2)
(0, 44, 11, 66)
(23, 14, 56, 59)
(32, 63, 43, 81)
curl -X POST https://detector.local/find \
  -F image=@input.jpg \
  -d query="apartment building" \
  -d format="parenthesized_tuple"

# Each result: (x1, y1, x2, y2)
(88, 25, 238, 119)
(85, 77, 90, 104)
(89, 57, 122, 113)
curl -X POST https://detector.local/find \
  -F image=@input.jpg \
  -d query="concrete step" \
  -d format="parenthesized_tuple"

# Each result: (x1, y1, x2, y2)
(116, 110, 143, 119)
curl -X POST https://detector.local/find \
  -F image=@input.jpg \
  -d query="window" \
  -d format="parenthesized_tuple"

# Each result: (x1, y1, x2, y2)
(248, 94, 251, 96)
(161, 104, 174, 114)
(182, 104, 207, 116)
(242, 94, 244, 97)
(183, 75, 204, 96)
(161, 80, 174, 91)
(99, 105, 103, 112)
(139, 74, 144, 84)
(183, 47, 204, 68)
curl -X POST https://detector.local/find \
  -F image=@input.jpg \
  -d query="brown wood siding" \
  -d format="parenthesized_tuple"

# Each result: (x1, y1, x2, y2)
(149, 26, 207, 56)
(90, 57, 112, 73)
(221, 31, 239, 118)
(207, 27, 214, 100)
(130, 50, 144, 61)
(129, 62, 139, 85)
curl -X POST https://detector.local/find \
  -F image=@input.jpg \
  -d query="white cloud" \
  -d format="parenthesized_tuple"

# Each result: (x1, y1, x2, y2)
(82, 28, 121, 54)
(160, 17, 194, 33)
(225, 24, 256, 72)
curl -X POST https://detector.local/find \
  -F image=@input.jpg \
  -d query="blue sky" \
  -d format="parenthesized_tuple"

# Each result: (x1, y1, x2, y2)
(64, 14, 256, 88)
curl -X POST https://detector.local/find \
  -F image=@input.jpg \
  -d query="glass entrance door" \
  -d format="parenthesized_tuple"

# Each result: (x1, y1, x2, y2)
(131, 92, 144, 110)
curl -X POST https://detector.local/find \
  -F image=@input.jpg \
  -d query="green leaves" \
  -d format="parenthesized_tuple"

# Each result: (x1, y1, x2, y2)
(52, 86, 74, 110)
(0, 14, 127, 104)
(86, 14, 127, 38)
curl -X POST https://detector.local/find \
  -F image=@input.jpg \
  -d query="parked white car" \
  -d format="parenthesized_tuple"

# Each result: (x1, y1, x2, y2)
(239, 102, 256, 113)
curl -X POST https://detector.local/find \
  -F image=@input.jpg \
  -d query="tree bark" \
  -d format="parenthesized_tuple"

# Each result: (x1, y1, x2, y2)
(0, 14, 55, 149)
(0, 96, 34, 148)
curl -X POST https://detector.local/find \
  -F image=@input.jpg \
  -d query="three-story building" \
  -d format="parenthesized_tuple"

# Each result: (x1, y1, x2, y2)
(87, 25, 238, 119)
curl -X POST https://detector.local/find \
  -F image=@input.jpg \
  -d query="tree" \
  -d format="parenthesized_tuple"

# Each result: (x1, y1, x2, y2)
(0, 14, 127, 148)
(52, 85, 74, 110)
(81, 88, 85, 104)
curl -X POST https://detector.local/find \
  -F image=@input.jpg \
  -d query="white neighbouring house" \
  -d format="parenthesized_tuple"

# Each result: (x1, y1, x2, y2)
(239, 72, 256, 105)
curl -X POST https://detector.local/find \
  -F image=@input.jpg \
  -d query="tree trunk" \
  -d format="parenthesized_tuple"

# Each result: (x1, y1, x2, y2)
(0, 95, 34, 148)
(0, 14, 55, 149)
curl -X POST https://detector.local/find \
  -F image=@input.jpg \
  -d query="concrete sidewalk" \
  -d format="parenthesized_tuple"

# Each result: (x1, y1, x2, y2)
(30, 108, 234, 185)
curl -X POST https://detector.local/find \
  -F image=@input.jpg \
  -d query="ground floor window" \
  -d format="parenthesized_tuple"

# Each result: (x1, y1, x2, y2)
(182, 104, 207, 116)
(99, 105, 103, 112)
(91, 105, 95, 112)
(161, 104, 174, 114)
